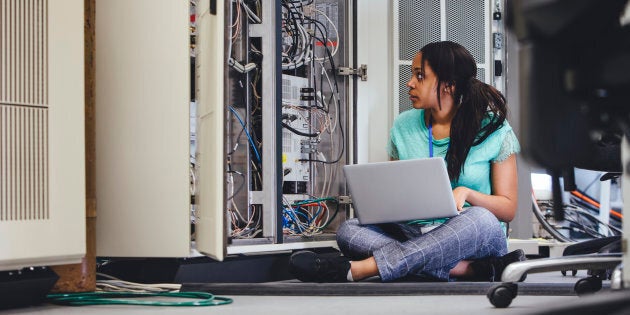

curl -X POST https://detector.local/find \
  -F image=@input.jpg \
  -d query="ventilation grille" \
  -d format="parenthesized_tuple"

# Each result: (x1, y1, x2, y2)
(1, 0, 48, 107)
(0, 0, 49, 221)
(398, 0, 441, 60)
(445, 0, 486, 64)
(282, 130, 292, 153)
(0, 105, 49, 220)
(395, 0, 489, 114)
(477, 67, 485, 83)
(398, 64, 412, 113)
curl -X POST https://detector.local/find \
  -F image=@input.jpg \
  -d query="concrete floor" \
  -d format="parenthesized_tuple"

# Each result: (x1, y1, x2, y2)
(0, 270, 619, 315)
(2, 295, 585, 315)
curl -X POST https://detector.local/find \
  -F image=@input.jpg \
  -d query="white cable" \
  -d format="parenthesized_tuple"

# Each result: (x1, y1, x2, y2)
(190, 164, 197, 196)
(320, 64, 339, 134)
(532, 193, 572, 242)
(229, 58, 257, 73)
(239, 0, 261, 23)
(281, 10, 313, 70)
(226, 1, 236, 64)
(283, 25, 309, 69)
(327, 130, 338, 197)
(226, 1, 257, 73)
(312, 8, 339, 61)
(95, 275, 182, 293)
(317, 151, 329, 198)
(565, 204, 622, 235)
(320, 202, 331, 229)
(232, 205, 258, 238)
(320, 64, 344, 174)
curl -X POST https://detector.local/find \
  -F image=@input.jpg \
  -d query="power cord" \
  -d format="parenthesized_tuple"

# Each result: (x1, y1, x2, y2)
(46, 291, 233, 307)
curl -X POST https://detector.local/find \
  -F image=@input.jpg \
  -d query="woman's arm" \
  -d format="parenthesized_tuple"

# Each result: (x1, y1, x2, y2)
(452, 154, 518, 222)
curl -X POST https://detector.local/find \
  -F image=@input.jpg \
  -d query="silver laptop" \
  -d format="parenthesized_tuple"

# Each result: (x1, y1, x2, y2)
(343, 158, 458, 224)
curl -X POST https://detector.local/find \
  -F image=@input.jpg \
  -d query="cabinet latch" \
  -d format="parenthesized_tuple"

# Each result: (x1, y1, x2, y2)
(338, 64, 368, 81)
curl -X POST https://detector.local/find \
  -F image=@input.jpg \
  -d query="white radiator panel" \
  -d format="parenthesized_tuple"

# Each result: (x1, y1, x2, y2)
(0, 106, 48, 221)
(0, 0, 85, 271)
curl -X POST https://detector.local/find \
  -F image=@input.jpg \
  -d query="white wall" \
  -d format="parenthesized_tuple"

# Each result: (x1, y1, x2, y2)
(505, 27, 534, 239)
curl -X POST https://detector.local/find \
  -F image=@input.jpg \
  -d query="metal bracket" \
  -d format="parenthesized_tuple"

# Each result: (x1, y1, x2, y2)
(338, 64, 368, 81)
(338, 195, 352, 204)
(249, 191, 265, 204)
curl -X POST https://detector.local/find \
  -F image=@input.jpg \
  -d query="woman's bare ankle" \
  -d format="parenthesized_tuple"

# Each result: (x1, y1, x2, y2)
(350, 257, 379, 281)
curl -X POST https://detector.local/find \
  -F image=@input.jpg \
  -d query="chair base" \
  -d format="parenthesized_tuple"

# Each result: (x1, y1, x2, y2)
(488, 253, 622, 308)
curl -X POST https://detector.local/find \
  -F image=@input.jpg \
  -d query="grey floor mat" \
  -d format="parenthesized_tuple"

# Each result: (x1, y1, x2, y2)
(182, 280, 600, 296)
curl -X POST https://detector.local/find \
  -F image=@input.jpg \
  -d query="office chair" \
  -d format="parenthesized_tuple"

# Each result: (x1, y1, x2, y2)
(488, 192, 623, 308)
(488, 0, 630, 308)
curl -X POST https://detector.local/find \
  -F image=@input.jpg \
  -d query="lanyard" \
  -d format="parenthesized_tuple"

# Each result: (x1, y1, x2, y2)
(428, 118, 434, 158)
(427, 115, 449, 158)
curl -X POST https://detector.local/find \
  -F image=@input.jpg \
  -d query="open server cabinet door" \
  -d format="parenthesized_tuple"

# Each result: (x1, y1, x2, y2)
(95, 0, 192, 257)
(195, 0, 226, 261)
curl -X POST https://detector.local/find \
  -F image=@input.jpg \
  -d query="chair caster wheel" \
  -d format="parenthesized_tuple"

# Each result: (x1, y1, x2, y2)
(487, 283, 518, 308)
(561, 269, 578, 276)
(574, 277, 602, 296)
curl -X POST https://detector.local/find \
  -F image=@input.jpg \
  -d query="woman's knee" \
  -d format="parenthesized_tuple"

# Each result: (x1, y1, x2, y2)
(461, 207, 503, 229)
(336, 218, 360, 245)
(462, 206, 493, 220)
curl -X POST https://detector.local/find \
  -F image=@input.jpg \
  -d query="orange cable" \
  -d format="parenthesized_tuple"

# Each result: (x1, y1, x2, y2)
(571, 190, 623, 219)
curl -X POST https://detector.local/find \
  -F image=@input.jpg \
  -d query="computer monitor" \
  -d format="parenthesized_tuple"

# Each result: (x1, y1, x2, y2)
(506, 0, 629, 219)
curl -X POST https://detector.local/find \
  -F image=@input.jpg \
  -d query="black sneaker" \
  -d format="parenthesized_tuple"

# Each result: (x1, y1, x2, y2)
(469, 249, 526, 282)
(288, 251, 351, 283)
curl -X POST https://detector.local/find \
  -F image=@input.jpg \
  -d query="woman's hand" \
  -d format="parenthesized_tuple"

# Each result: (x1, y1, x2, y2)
(452, 186, 471, 211)
(448, 155, 518, 221)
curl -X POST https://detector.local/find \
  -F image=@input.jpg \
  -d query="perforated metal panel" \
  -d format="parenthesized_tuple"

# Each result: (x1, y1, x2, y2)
(398, 64, 413, 113)
(446, 0, 486, 64)
(394, 0, 490, 114)
(398, 0, 441, 60)
(477, 67, 485, 83)
(0, 0, 49, 221)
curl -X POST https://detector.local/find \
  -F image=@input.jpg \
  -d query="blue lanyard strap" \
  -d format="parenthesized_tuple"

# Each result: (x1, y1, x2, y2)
(428, 116, 434, 158)
(428, 115, 449, 158)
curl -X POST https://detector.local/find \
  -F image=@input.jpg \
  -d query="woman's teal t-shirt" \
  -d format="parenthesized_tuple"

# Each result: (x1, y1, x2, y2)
(387, 109, 520, 197)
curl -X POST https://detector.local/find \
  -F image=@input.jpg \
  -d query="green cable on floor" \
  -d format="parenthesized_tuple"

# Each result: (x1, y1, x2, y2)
(46, 291, 233, 307)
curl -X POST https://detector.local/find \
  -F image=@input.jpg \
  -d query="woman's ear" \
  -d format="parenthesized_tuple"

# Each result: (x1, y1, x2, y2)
(442, 83, 455, 95)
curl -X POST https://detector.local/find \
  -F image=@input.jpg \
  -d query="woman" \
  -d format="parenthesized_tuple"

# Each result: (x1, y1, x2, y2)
(289, 41, 524, 282)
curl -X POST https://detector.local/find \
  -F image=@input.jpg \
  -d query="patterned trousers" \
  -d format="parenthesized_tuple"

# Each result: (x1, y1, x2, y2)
(336, 206, 507, 281)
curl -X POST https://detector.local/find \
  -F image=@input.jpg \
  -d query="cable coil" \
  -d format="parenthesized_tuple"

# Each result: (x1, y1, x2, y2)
(46, 291, 233, 307)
